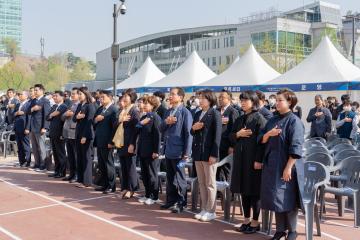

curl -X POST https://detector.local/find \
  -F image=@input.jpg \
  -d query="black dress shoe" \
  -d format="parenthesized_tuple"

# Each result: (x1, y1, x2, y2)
(102, 187, 116, 194)
(54, 174, 65, 178)
(48, 173, 58, 177)
(235, 223, 250, 232)
(286, 231, 297, 240)
(69, 178, 78, 183)
(95, 186, 106, 191)
(25, 162, 31, 167)
(171, 203, 184, 213)
(271, 231, 287, 240)
(244, 225, 260, 234)
(160, 203, 175, 210)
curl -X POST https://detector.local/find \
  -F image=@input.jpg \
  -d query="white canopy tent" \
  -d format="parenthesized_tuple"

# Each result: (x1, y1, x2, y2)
(199, 44, 280, 88)
(112, 56, 165, 91)
(263, 36, 360, 130)
(267, 36, 360, 85)
(147, 51, 216, 90)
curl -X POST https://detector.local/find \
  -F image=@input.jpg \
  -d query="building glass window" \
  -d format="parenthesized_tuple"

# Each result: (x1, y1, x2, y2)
(212, 57, 216, 66)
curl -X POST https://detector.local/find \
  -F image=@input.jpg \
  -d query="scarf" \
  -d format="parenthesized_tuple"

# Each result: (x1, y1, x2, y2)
(113, 104, 134, 148)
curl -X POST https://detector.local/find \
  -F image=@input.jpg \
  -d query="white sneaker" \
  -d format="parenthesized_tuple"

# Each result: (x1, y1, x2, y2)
(145, 198, 155, 205)
(138, 197, 147, 203)
(200, 212, 216, 222)
(153, 199, 161, 204)
(194, 210, 207, 220)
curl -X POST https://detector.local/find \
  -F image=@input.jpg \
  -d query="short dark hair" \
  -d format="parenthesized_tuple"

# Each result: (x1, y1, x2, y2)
(7, 88, 15, 93)
(255, 90, 266, 101)
(54, 90, 64, 97)
(100, 90, 113, 98)
(269, 94, 276, 99)
(123, 88, 137, 103)
(153, 91, 165, 101)
(341, 94, 350, 102)
(343, 99, 351, 106)
(34, 84, 45, 91)
(221, 89, 232, 99)
(78, 87, 92, 103)
(170, 87, 185, 99)
(277, 89, 298, 110)
(199, 89, 217, 107)
(71, 87, 79, 91)
(240, 90, 260, 110)
(352, 101, 360, 109)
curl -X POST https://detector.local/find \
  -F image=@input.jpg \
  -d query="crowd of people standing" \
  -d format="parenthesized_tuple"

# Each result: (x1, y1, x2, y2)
(1, 85, 359, 240)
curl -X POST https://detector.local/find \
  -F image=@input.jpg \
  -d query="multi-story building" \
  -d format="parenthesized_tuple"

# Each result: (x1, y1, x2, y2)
(0, 0, 22, 54)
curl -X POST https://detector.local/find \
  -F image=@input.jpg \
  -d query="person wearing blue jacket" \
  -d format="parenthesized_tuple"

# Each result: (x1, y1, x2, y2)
(306, 95, 332, 139)
(336, 99, 357, 140)
(159, 87, 193, 214)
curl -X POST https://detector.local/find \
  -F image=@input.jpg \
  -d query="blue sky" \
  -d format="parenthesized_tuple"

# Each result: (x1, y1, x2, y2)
(22, 0, 359, 62)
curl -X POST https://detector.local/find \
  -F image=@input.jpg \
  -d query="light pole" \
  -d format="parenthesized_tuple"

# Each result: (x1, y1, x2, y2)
(111, 0, 127, 96)
(344, 15, 360, 64)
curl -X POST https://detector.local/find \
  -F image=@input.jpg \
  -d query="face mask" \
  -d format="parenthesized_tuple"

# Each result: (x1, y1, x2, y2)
(352, 106, 357, 112)
(343, 106, 352, 112)
(269, 99, 276, 106)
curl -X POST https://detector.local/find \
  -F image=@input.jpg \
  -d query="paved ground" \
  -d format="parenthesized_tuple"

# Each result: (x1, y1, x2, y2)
(0, 155, 358, 240)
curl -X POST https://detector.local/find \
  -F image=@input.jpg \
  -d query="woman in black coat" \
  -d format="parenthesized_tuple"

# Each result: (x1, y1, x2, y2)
(191, 89, 222, 222)
(73, 87, 96, 188)
(134, 96, 162, 205)
(113, 90, 140, 199)
(229, 90, 267, 234)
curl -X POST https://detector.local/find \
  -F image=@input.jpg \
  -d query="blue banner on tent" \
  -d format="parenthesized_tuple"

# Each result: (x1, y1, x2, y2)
(144, 87, 194, 93)
(194, 82, 352, 93)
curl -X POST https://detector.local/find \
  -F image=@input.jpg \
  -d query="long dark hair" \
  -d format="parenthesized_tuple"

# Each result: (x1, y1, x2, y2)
(78, 87, 92, 104)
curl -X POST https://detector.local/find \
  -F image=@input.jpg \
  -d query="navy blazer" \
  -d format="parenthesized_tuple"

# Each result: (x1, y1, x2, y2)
(115, 106, 140, 157)
(93, 104, 118, 148)
(28, 97, 51, 133)
(135, 112, 161, 158)
(5, 98, 19, 125)
(217, 105, 239, 152)
(191, 108, 222, 162)
(13, 101, 30, 134)
(259, 106, 274, 121)
(47, 103, 68, 138)
(160, 105, 193, 159)
(73, 102, 96, 140)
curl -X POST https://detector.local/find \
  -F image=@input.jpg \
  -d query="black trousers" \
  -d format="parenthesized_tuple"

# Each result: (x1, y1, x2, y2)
(76, 139, 93, 186)
(15, 132, 30, 165)
(165, 158, 187, 206)
(140, 156, 160, 200)
(275, 209, 299, 232)
(216, 149, 230, 181)
(97, 147, 116, 189)
(51, 137, 67, 175)
(241, 194, 261, 221)
(65, 139, 77, 178)
(118, 154, 138, 191)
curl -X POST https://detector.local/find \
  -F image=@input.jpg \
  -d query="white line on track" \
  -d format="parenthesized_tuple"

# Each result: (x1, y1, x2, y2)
(0, 178, 159, 240)
(0, 226, 22, 240)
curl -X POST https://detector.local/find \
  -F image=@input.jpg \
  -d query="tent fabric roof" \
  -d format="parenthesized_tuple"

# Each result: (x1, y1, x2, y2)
(149, 51, 216, 88)
(267, 36, 360, 85)
(115, 56, 165, 89)
(199, 44, 280, 87)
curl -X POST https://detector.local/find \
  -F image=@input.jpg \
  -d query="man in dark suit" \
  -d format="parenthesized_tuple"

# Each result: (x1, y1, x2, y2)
(14, 91, 31, 167)
(26, 84, 51, 171)
(93, 90, 118, 194)
(47, 91, 68, 178)
(217, 90, 239, 181)
(256, 90, 274, 121)
(5, 88, 19, 125)
(153, 91, 167, 120)
(159, 87, 193, 213)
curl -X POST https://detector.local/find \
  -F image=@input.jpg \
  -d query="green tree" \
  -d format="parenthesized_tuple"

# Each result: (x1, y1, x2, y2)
(70, 59, 94, 81)
(0, 61, 30, 89)
(2, 37, 19, 61)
